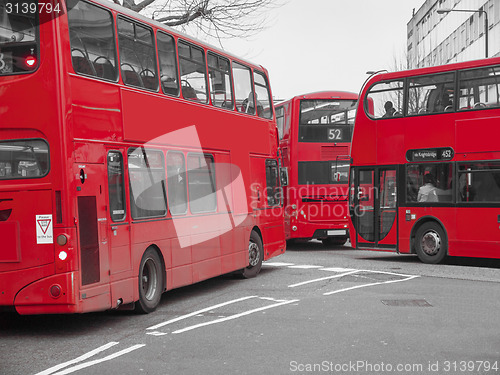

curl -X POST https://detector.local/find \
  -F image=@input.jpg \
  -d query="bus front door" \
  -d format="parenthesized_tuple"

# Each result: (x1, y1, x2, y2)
(353, 167, 398, 249)
(105, 150, 133, 308)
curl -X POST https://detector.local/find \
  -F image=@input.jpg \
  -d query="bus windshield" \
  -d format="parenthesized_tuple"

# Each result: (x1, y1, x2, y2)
(0, 3, 39, 74)
(299, 99, 356, 142)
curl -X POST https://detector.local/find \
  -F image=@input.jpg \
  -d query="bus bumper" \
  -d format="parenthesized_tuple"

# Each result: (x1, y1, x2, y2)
(289, 221, 349, 240)
(14, 272, 79, 315)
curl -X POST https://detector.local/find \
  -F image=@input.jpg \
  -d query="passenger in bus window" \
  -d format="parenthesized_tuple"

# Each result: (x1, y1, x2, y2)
(434, 92, 453, 113)
(417, 174, 438, 202)
(383, 101, 396, 117)
(242, 91, 263, 115)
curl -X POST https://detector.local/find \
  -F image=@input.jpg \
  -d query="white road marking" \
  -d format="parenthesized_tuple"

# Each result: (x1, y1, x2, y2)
(34, 342, 119, 375)
(320, 267, 357, 272)
(146, 331, 169, 336)
(288, 264, 323, 269)
(33, 342, 145, 375)
(258, 297, 291, 302)
(171, 299, 299, 334)
(263, 262, 295, 267)
(48, 345, 145, 375)
(288, 270, 360, 288)
(146, 295, 257, 331)
(323, 275, 420, 295)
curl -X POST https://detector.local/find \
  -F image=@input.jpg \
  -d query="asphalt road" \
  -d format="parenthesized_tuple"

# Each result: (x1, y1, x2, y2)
(2, 242, 500, 375)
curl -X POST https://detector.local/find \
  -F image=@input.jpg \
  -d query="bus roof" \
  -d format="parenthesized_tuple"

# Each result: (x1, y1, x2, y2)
(278, 91, 358, 104)
(363, 56, 500, 92)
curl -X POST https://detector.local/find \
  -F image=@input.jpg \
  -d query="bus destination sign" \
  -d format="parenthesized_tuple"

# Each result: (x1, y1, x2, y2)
(406, 147, 454, 162)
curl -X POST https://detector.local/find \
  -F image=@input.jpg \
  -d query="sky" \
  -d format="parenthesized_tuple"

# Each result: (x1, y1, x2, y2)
(219, 0, 425, 101)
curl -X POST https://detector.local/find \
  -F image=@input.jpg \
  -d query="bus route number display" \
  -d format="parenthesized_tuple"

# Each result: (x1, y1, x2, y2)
(406, 147, 454, 162)
(327, 128, 343, 141)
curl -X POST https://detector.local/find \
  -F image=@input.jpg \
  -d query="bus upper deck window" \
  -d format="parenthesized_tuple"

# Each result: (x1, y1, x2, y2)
(366, 80, 404, 119)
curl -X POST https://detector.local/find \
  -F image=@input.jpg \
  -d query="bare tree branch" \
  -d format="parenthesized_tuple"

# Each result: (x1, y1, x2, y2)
(112, 0, 284, 43)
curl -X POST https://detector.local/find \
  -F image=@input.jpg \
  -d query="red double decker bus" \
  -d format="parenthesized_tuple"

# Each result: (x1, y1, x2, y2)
(349, 57, 500, 263)
(276, 91, 357, 246)
(0, 0, 284, 314)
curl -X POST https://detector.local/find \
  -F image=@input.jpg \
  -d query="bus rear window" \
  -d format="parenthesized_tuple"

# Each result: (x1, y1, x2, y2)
(0, 3, 39, 75)
(0, 139, 49, 179)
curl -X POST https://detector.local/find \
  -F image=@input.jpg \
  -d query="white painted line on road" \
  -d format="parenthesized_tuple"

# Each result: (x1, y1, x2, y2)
(323, 275, 420, 296)
(320, 267, 357, 272)
(34, 342, 119, 375)
(263, 262, 295, 267)
(288, 270, 360, 288)
(172, 299, 299, 334)
(258, 296, 292, 302)
(146, 331, 169, 336)
(288, 265, 323, 269)
(34, 342, 145, 375)
(146, 295, 257, 331)
(354, 269, 417, 278)
(48, 344, 145, 375)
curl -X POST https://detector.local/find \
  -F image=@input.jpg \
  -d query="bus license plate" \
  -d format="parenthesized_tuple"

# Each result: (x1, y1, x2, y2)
(327, 230, 346, 236)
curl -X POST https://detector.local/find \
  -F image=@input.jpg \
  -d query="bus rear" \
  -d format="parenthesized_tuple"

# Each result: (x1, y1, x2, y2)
(277, 92, 357, 245)
(0, 4, 73, 312)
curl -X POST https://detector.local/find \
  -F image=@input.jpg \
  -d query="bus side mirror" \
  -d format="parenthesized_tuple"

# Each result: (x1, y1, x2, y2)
(280, 167, 288, 186)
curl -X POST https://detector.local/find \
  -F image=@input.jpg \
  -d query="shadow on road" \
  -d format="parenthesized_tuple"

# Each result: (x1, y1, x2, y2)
(286, 239, 500, 270)
(285, 239, 350, 252)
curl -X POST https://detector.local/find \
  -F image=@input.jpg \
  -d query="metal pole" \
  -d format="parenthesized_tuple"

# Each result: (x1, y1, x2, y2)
(484, 10, 489, 58)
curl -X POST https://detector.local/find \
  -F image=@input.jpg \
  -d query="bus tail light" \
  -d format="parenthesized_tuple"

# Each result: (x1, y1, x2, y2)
(54, 230, 76, 273)
(25, 56, 37, 68)
(49, 284, 62, 299)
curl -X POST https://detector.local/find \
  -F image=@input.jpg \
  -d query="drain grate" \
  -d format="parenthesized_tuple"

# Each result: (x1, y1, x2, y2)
(381, 299, 432, 307)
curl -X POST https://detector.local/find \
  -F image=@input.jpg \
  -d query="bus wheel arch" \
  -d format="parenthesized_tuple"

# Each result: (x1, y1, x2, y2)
(411, 218, 448, 264)
(239, 227, 264, 279)
(135, 245, 165, 314)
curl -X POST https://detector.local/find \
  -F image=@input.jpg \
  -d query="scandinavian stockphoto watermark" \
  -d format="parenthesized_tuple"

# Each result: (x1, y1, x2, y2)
(289, 360, 500, 373)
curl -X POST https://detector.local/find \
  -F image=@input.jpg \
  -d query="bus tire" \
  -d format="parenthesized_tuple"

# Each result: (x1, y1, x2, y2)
(240, 231, 264, 279)
(136, 248, 163, 313)
(415, 222, 447, 264)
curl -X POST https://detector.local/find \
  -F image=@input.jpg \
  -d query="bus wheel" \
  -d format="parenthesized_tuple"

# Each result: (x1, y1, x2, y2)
(136, 248, 163, 313)
(415, 222, 447, 264)
(240, 231, 264, 279)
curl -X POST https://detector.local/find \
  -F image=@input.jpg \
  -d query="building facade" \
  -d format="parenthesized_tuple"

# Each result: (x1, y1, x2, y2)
(407, 0, 500, 69)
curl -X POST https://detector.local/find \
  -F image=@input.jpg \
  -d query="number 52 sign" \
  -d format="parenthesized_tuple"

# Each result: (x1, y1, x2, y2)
(328, 128, 343, 141)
